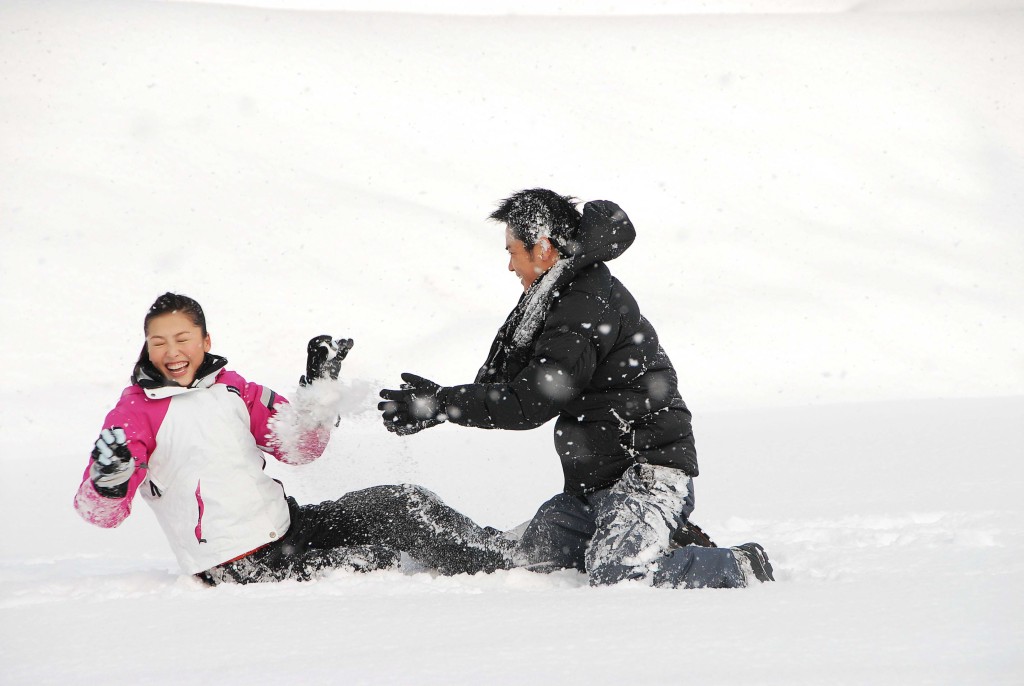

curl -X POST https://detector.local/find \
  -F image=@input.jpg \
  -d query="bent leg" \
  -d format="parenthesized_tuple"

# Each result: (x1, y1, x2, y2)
(585, 465, 750, 588)
(585, 464, 693, 586)
(298, 484, 514, 575)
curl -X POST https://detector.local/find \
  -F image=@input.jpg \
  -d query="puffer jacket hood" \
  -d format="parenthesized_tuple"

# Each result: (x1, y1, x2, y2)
(563, 200, 637, 273)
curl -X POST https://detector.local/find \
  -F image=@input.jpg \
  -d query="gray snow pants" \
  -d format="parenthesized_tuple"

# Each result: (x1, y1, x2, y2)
(516, 464, 747, 588)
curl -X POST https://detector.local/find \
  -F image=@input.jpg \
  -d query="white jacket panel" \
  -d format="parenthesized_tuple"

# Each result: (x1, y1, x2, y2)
(141, 384, 290, 574)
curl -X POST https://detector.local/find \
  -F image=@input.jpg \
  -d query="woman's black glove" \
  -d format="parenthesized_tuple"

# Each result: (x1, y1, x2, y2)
(89, 427, 135, 497)
(378, 373, 447, 436)
(300, 336, 353, 386)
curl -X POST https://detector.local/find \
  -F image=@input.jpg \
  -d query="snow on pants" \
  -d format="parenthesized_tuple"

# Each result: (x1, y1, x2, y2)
(517, 464, 747, 588)
(200, 484, 514, 584)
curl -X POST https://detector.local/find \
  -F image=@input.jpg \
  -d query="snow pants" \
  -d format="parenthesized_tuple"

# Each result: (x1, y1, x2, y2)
(199, 484, 514, 585)
(516, 464, 747, 588)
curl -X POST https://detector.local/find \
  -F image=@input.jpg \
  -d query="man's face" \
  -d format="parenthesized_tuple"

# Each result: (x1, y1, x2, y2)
(506, 226, 557, 291)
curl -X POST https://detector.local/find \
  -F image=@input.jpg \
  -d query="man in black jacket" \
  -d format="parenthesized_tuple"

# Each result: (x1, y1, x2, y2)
(379, 189, 773, 587)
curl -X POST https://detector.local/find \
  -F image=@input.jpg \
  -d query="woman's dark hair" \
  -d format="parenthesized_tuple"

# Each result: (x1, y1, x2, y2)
(488, 188, 581, 256)
(144, 292, 207, 335)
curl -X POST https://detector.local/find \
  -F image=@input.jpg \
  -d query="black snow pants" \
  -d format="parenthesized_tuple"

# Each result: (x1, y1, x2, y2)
(199, 484, 514, 585)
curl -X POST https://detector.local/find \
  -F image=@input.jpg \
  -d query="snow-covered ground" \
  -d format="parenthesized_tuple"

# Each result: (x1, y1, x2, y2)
(1, 1, 1022, 683)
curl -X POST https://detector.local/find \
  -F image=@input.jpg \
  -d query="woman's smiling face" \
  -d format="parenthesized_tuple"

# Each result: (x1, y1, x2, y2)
(145, 310, 211, 387)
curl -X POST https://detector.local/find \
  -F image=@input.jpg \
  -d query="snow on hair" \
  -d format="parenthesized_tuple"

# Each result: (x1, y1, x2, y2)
(489, 188, 581, 252)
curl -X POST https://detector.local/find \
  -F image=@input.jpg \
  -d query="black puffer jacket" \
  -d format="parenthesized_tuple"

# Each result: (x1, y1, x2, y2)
(439, 200, 697, 495)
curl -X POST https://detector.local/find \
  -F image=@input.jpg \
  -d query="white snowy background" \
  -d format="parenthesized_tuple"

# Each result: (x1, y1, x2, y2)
(1, 0, 1022, 683)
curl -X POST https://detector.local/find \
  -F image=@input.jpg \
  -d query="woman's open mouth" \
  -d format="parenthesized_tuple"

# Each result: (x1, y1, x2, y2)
(166, 361, 189, 377)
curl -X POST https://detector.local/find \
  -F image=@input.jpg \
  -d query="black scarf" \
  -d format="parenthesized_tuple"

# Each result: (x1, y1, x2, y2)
(475, 260, 572, 384)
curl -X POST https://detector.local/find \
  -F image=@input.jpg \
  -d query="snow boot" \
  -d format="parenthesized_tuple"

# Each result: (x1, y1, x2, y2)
(732, 542, 775, 583)
(671, 519, 717, 548)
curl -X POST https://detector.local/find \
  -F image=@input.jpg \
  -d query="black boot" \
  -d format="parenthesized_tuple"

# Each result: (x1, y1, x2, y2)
(671, 519, 718, 548)
(732, 542, 775, 583)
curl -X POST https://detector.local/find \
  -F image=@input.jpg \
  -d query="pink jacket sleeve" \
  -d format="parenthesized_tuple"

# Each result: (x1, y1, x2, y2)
(226, 370, 331, 466)
(74, 387, 167, 528)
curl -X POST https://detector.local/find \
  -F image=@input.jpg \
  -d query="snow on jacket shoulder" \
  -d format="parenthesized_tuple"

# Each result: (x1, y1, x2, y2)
(74, 364, 328, 574)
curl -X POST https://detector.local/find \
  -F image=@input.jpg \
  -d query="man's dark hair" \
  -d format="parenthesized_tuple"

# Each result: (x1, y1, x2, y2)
(144, 292, 207, 335)
(489, 188, 582, 255)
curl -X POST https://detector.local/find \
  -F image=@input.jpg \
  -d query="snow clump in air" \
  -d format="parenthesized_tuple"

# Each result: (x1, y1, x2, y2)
(269, 377, 372, 464)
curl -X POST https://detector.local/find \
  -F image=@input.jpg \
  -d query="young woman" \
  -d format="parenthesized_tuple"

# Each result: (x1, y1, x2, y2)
(75, 292, 513, 585)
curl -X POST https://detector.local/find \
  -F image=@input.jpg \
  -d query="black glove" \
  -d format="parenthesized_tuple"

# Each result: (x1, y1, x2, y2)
(90, 427, 135, 496)
(300, 335, 353, 386)
(378, 372, 446, 436)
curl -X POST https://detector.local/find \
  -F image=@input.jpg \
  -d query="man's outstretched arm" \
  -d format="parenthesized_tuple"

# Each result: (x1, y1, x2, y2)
(379, 324, 599, 435)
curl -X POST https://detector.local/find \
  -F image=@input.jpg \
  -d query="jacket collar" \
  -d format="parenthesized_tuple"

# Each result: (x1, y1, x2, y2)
(132, 353, 229, 400)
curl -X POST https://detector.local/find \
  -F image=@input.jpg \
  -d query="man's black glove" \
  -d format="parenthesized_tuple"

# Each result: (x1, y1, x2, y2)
(90, 427, 135, 497)
(300, 335, 353, 386)
(378, 373, 447, 436)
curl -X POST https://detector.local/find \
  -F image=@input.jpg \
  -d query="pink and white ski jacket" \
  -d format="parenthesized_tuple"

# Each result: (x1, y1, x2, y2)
(75, 358, 329, 574)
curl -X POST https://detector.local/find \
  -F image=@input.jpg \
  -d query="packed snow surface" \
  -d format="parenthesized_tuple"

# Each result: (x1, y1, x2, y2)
(1, 0, 1022, 684)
